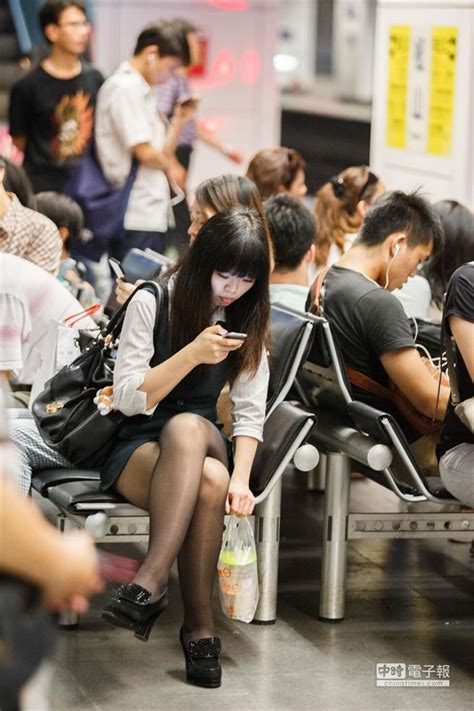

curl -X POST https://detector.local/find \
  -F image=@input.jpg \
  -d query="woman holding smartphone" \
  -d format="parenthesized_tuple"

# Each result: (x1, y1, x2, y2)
(98, 206, 270, 689)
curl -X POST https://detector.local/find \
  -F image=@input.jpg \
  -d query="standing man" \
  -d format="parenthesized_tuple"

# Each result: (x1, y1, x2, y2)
(95, 22, 195, 260)
(9, 1, 103, 193)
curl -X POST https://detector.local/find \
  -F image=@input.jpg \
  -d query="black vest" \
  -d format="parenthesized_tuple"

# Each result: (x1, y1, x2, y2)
(118, 284, 230, 440)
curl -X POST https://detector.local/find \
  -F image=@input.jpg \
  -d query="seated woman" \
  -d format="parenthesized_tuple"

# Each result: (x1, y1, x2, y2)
(438, 262, 474, 506)
(98, 206, 271, 689)
(395, 200, 474, 322)
(312, 166, 384, 278)
(246, 146, 307, 201)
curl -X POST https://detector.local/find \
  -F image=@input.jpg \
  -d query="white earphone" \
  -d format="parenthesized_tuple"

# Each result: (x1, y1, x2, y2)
(393, 242, 401, 257)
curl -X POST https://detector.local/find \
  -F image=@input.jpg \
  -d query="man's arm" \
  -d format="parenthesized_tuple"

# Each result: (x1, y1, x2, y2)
(380, 347, 450, 419)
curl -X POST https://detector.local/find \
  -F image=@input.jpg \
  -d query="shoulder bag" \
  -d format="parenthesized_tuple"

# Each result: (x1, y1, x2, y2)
(32, 281, 165, 469)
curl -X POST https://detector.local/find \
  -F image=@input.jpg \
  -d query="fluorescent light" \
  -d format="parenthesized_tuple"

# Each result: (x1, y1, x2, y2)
(273, 53, 299, 72)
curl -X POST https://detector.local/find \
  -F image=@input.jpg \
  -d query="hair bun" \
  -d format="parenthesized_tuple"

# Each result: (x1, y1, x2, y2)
(329, 176, 345, 198)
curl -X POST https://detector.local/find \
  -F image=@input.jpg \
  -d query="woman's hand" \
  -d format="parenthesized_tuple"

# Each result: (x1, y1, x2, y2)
(226, 478, 256, 516)
(43, 530, 103, 613)
(115, 278, 144, 306)
(94, 385, 114, 415)
(187, 325, 244, 366)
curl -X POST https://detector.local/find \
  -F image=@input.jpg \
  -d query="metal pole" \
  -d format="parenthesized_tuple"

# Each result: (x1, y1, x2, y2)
(252, 478, 282, 624)
(56, 514, 80, 629)
(307, 453, 327, 492)
(319, 453, 351, 621)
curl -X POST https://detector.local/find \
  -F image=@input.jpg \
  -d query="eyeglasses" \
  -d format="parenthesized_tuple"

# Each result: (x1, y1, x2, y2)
(358, 168, 378, 201)
(57, 20, 91, 30)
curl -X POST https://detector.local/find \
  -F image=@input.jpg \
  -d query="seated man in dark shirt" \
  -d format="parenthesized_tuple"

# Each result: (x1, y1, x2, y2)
(438, 262, 474, 506)
(308, 190, 450, 462)
(9, 1, 104, 192)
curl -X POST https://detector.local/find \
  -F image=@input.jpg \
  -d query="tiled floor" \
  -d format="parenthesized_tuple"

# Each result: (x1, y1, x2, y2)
(48, 472, 474, 710)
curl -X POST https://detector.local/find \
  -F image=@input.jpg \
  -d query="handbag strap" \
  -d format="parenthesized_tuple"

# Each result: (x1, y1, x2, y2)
(103, 281, 163, 340)
(310, 266, 331, 316)
(345, 366, 394, 402)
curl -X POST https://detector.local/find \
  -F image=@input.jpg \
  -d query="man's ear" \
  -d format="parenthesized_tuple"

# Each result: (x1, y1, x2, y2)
(388, 232, 407, 257)
(43, 23, 58, 44)
(58, 226, 70, 243)
(356, 199, 368, 218)
(306, 243, 316, 262)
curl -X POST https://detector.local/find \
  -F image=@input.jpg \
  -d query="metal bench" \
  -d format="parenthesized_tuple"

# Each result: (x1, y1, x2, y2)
(298, 312, 474, 622)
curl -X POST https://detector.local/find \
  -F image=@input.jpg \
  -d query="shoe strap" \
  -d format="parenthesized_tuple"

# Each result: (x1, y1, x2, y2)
(188, 636, 222, 659)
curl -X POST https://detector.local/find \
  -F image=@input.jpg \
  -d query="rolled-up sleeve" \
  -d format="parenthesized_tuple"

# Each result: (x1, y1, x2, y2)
(230, 348, 269, 442)
(112, 290, 158, 416)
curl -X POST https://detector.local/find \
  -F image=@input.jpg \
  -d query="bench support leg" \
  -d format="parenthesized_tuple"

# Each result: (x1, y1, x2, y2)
(307, 453, 327, 492)
(57, 515, 80, 629)
(252, 478, 282, 624)
(319, 452, 351, 622)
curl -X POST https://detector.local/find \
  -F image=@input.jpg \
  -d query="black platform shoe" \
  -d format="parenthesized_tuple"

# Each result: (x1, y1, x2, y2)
(102, 583, 167, 641)
(179, 626, 222, 688)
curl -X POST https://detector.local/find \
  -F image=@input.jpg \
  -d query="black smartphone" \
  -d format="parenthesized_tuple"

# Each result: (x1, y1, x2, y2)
(223, 332, 247, 340)
(109, 257, 127, 281)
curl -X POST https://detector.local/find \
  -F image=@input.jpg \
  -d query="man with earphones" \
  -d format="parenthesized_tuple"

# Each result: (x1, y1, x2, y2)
(94, 21, 196, 262)
(309, 190, 450, 470)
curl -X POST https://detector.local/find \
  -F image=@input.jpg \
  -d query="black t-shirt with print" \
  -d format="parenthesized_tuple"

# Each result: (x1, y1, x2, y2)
(319, 266, 419, 440)
(438, 263, 474, 458)
(9, 63, 104, 192)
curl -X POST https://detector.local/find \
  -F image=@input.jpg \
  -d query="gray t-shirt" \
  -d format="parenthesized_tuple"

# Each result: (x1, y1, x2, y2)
(322, 266, 415, 386)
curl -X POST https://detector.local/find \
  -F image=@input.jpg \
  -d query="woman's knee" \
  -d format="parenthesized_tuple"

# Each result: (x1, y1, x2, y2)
(201, 457, 230, 498)
(161, 412, 209, 446)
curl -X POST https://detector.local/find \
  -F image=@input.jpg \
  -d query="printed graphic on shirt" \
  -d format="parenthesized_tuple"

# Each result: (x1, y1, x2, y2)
(51, 90, 94, 160)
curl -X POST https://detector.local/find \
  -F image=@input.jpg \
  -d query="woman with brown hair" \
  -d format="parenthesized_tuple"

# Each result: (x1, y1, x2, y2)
(313, 165, 384, 273)
(246, 147, 307, 200)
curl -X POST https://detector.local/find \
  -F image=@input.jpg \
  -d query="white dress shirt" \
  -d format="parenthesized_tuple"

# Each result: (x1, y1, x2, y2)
(112, 289, 269, 442)
(95, 61, 170, 233)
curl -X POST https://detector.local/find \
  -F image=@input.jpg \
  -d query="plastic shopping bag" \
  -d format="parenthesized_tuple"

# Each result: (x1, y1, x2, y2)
(217, 515, 259, 623)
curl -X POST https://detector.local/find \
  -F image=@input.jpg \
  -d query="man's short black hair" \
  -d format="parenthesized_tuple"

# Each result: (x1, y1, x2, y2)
(35, 191, 84, 244)
(359, 190, 444, 255)
(39, 1, 86, 38)
(264, 194, 316, 270)
(133, 21, 189, 64)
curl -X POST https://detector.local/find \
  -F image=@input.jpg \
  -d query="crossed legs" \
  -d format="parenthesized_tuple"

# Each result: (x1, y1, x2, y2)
(114, 413, 230, 638)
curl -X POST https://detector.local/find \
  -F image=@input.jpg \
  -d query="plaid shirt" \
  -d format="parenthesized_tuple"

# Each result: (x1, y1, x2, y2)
(0, 194, 62, 275)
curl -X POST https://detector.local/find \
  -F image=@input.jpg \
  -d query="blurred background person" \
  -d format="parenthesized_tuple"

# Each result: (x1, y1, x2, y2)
(8, 0, 104, 193)
(0, 156, 61, 275)
(246, 146, 307, 201)
(313, 165, 385, 278)
(265, 193, 316, 312)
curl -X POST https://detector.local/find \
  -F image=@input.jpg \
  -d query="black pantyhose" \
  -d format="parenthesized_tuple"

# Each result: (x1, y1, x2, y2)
(114, 413, 229, 639)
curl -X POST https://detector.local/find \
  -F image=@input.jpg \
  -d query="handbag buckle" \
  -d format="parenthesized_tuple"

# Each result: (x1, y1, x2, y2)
(45, 400, 64, 414)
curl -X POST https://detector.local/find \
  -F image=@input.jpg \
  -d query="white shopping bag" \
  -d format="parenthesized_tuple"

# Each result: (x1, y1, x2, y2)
(217, 515, 259, 623)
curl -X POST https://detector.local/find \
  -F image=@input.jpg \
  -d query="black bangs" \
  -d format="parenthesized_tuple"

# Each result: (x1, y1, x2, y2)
(214, 235, 268, 280)
(205, 207, 269, 281)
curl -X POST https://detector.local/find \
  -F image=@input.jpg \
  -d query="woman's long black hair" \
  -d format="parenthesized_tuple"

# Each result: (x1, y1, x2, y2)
(167, 206, 270, 381)
(423, 200, 474, 308)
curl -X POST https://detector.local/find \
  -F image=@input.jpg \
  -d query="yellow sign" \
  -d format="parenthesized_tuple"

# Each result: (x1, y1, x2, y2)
(386, 25, 411, 148)
(428, 27, 457, 156)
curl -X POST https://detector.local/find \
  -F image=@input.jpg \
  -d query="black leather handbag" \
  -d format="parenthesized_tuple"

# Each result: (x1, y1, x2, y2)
(32, 281, 164, 469)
